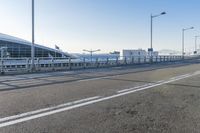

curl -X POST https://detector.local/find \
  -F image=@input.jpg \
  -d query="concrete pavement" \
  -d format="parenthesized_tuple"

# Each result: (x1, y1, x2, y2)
(0, 61, 200, 132)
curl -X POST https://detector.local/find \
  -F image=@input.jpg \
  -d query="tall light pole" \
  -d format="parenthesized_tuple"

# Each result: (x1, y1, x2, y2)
(31, 0, 35, 71)
(182, 27, 194, 58)
(83, 49, 101, 62)
(194, 35, 200, 54)
(150, 11, 166, 61)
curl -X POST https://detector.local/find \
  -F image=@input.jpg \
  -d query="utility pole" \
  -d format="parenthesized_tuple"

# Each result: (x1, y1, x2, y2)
(31, 0, 35, 71)
(194, 36, 200, 54)
(182, 27, 194, 58)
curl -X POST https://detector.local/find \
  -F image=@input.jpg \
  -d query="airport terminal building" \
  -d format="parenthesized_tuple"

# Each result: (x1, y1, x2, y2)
(0, 33, 72, 58)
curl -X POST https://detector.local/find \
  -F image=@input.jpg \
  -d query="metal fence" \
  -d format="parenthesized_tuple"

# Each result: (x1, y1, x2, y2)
(0, 55, 188, 74)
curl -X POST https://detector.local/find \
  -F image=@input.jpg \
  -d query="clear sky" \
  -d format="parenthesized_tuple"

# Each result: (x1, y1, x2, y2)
(0, 0, 200, 53)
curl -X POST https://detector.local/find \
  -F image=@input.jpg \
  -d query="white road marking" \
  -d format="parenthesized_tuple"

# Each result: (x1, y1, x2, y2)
(169, 74, 190, 80)
(117, 83, 152, 93)
(39, 76, 68, 81)
(0, 75, 47, 83)
(0, 84, 9, 87)
(75, 77, 108, 82)
(0, 71, 199, 128)
(75, 75, 119, 82)
(117, 72, 196, 93)
(18, 74, 51, 79)
(5, 80, 50, 86)
(0, 71, 117, 85)
(0, 96, 100, 123)
(156, 80, 165, 83)
(0, 77, 26, 82)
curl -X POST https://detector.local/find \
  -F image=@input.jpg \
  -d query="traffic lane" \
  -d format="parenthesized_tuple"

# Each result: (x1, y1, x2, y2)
(0, 76, 83, 92)
(76, 63, 200, 88)
(1, 74, 200, 133)
(62, 62, 196, 79)
(0, 77, 145, 118)
(0, 62, 199, 92)
(75, 59, 200, 75)
(168, 73, 200, 88)
(0, 66, 158, 91)
(0, 61, 198, 91)
(0, 61, 192, 82)
(0, 63, 200, 119)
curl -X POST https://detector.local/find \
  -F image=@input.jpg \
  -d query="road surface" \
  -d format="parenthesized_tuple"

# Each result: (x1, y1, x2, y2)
(0, 61, 200, 133)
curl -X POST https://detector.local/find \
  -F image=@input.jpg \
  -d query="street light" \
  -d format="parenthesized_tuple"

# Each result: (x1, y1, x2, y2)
(182, 27, 194, 58)
(31, 0, 35, 71)
(194, 35, 200, 54)
(83, 49, 101, 62)
(150, 11, 166, 60)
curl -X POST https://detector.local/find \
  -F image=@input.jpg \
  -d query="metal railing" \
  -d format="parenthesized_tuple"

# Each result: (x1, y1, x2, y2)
(0, 55, 191, 75)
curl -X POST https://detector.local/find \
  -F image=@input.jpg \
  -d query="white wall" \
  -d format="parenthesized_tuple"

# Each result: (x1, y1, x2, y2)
(123, 49, 147, 57)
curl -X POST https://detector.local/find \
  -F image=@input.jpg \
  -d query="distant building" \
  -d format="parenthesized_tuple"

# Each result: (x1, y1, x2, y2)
(123, 49, 147, 58)
(0, 33, 72, 58)
(123, 49, 159, 58)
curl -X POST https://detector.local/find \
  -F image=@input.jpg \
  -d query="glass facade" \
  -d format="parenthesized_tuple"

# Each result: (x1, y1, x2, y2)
(0, 40, 68, 58)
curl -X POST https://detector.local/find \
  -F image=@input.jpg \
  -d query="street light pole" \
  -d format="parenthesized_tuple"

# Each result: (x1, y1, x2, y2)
(150, 14, 153, 52)
(182, 29, 184, 57)
(150, 12, 166, 61)
(182, 27, 194, 58)
(194, 36, 200, 54)
(31, 0, 35, 71)
(83, 49, 101, 62)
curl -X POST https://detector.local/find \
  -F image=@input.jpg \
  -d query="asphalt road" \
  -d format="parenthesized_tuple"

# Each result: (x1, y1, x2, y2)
(0, 61, 200, 133)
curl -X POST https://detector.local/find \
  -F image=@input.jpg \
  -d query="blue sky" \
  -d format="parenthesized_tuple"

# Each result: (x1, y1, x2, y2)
(0, 0, 200, 53)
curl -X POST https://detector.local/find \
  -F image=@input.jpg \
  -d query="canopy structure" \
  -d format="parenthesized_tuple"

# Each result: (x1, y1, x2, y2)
(0, 33, 72, 58)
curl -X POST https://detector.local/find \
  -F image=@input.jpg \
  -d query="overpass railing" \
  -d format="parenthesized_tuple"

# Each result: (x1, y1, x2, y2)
(0, 55, 187, 74)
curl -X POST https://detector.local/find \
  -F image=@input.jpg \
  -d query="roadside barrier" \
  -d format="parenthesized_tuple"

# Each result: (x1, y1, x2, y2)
(0, 55, 196, 75)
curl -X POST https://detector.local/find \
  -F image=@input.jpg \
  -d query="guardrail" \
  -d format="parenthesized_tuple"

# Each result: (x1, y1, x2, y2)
(0, 55, 192, 75)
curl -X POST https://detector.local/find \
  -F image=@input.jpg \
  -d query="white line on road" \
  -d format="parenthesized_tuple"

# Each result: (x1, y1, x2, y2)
(117, 72, 196, 93)
(0, 96, 100, 123)
(117, 83, 152, 93)
(75, 75, 119, 83)
(5, 80, 50, 86)
(0, 71, 199, 128)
